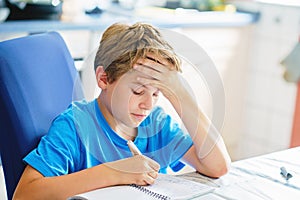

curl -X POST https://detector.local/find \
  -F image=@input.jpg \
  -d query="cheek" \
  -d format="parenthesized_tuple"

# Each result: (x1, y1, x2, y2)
(129, 95, 142, 109)
(114, 90, 137, 112)
(110, 89, 130, 112)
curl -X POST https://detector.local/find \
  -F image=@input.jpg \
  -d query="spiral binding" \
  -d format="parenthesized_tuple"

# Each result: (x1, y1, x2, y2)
(129, 184, 171, 200)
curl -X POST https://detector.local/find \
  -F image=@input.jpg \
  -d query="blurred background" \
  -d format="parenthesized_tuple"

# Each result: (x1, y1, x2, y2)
(1, 0, 300, 199)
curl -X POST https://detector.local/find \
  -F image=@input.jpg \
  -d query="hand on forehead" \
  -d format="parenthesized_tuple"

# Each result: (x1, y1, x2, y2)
(126, 71, 159, 92)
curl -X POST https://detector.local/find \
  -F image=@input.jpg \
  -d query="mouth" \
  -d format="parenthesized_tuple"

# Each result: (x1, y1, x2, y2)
(131, 113, 147, 121)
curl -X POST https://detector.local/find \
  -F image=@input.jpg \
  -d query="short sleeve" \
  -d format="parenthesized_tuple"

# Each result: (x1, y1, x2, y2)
(23, 109, 82, 177)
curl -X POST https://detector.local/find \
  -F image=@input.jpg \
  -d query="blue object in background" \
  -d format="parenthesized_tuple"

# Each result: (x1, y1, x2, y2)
(0, 32, 84, 199)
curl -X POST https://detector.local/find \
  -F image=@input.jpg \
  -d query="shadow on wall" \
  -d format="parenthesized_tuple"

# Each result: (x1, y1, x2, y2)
(281, 42, 300, 83)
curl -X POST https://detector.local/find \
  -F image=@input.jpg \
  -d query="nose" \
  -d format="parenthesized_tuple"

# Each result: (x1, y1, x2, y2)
(139, 94, 154, 110)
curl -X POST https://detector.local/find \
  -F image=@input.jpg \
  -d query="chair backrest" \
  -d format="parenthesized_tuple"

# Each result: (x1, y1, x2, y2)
(0, 32, 84, 199)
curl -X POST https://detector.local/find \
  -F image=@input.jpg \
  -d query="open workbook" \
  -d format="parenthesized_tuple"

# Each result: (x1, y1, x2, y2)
(68, 174, 214, 200)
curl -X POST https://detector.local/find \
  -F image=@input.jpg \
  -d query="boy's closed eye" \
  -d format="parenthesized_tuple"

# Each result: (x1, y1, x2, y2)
(131, 85, 160, 97)
(131, 89, 160, 97)
(131, 84, 144, 95)
(132, 89, 144, 95)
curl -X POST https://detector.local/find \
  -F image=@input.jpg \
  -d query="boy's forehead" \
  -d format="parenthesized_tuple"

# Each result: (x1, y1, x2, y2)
(118, 70, 140, 84)
(117, 66, 159, 91)
(126, 76, 158, 91)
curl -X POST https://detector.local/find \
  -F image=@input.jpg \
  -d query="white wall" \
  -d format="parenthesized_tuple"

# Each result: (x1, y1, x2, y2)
(235, 3, 300, 159)
(169, 3, 300, 161)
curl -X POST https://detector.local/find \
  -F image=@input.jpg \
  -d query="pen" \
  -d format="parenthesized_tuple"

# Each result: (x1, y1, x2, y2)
(127, 140, 142, 156)
(280, 166, 293, 181)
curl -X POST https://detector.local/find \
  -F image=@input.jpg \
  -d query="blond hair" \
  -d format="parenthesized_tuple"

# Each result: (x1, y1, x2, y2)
(94, 22, 181, 83)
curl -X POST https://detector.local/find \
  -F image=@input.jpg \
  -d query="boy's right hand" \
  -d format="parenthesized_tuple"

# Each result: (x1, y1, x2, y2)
(104, 155, 160, 185)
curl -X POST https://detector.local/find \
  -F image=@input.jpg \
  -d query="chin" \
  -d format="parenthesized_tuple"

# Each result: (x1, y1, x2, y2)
(131, 122, 142, 127)
(128, 120, 143, 128)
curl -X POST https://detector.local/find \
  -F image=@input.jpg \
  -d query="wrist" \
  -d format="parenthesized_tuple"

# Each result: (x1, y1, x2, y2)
(93, 164, 123, 187)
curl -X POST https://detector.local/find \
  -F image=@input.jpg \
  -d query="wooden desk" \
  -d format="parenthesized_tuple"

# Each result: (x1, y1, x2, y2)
(178, 147, 300, 199)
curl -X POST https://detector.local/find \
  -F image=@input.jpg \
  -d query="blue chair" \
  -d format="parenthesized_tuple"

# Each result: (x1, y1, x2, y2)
(0, 32, 84, 199)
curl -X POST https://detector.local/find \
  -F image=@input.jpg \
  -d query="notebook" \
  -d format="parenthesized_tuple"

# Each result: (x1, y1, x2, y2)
(68, 174, 215, 200)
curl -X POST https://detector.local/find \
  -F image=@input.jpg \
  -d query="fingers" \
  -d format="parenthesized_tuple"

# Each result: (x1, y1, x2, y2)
(135, 154, 160, 172)
(148, 171, 159, 179)
(134, 64, 162, 81)
(144, 173, 156, 185)
(145, 157, 160, 172)
(145, 55, 169, 66)
(136, 171, 159, 186)
(105, 155, 160, 186)
(134, 57, 171, 77)
(136, 155, 160, 172)
(136, 57, 167, 71)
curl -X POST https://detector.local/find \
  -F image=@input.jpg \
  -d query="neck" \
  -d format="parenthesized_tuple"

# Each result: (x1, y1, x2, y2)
(97, 96, 137, 141)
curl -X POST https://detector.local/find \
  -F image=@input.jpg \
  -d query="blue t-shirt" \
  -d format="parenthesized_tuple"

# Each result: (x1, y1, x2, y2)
(24, 99, 193, 176)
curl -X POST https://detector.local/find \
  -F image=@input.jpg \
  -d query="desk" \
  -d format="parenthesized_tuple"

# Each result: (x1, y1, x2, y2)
(68, 147, 299, 200)
(178, 147, 300, 199)
(0, 5, 259, 34)
(0, 12, 129, 34)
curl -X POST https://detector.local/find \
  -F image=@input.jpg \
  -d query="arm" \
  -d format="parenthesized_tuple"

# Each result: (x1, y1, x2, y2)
(133, 55, 231, 178)
(13, 155, 160, 200)
(14, 164, 118, 200)
(167, 81, 231, 178)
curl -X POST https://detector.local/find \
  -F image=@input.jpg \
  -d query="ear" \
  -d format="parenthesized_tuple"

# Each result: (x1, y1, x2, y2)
(95, 66, 108, 89)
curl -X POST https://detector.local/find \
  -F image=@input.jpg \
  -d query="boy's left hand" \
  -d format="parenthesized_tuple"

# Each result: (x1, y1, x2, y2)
(133, 55, 188, 102)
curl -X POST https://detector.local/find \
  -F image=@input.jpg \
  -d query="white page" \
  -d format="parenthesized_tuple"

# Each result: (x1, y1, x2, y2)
(69, 186, 157, 200)
(140, 174, 214, 200)
(69, 174, 214, 200)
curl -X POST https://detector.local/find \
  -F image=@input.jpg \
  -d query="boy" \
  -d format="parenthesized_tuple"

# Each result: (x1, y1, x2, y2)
(13, 22, 231, 200)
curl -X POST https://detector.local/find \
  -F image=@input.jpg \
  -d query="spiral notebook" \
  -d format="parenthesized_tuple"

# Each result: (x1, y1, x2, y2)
(68, 174, 214, 200)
